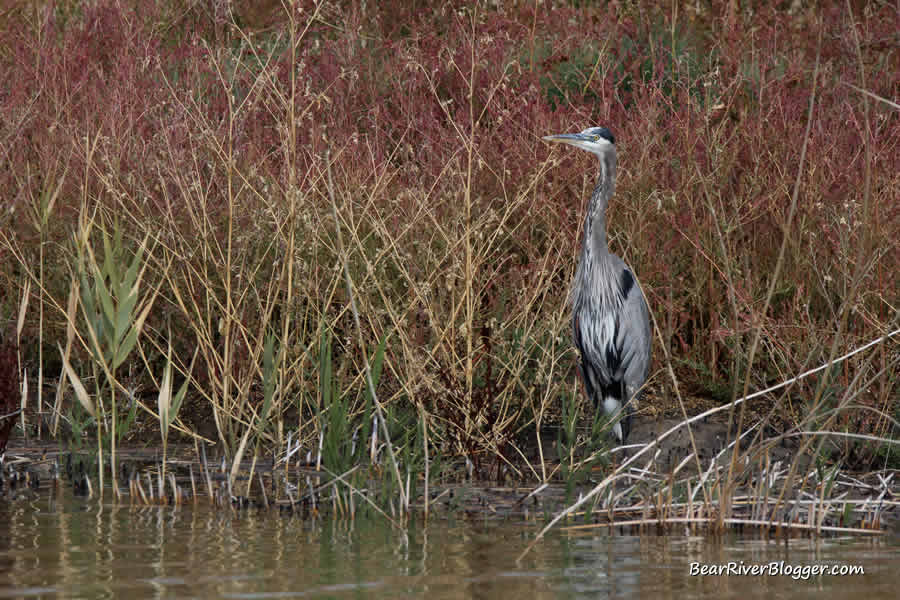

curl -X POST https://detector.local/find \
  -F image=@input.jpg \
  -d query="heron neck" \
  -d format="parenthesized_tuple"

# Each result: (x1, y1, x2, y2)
(586, 161, 615, 256)
(574, 177, 620, 311)
(571, 147, 619, 311)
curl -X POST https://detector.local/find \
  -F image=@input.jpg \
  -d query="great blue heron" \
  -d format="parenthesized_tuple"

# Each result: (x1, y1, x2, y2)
(544, 126, 651, 443)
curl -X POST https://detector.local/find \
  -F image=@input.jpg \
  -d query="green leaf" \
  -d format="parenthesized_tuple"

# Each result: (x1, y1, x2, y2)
(79, 270, 96, 322)
(369, 333, 388, 389)
(112, 218, 123, 260)
(841, 501, 854, 527)
(258, 331, 276, 433)
(112, 297, 154, 370)
(114, 330, 138, 371)
(94, 270, 116, 335)
(114, 287, 139, 348)
(122, 240, 146, 293)
(101, 228, 118, 289)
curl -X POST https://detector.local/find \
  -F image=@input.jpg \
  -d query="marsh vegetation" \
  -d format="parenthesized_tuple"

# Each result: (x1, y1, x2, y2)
(0, 0, 897, 543)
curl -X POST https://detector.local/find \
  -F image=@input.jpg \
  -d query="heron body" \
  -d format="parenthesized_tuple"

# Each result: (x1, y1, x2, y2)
(544, 127, 651, 443)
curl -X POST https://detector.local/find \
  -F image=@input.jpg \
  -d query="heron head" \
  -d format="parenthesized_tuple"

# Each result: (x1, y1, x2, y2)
(542, 126, 615, 157)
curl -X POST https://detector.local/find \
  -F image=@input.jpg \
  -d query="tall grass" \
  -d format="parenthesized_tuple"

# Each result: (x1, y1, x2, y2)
(0, 1, 895, 507)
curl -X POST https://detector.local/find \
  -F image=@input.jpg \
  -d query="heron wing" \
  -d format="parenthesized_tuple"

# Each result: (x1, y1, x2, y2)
(616, 268, 652, 402)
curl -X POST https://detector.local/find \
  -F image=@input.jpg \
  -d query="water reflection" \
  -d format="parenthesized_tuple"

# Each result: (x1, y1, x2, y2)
(0, 489, 895, 599)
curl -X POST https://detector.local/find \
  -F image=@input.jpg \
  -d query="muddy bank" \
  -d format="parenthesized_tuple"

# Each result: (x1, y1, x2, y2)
(3, 411, 897, 539)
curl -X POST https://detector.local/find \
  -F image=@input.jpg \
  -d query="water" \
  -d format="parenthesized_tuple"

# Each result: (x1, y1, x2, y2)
(1, 489, 897, 599)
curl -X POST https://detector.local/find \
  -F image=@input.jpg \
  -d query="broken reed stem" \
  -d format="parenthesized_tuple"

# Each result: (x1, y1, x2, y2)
(259, 471, 268, 509)
(200, 444, 214, 504)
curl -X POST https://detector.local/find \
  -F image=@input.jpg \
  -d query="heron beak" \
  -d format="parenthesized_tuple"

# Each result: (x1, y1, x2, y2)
(542, 132, 594, 150)
(543, 132, 590, 143)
